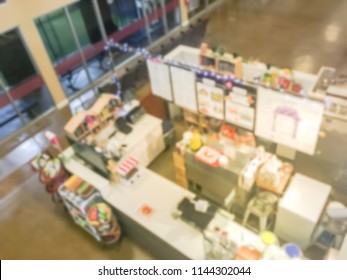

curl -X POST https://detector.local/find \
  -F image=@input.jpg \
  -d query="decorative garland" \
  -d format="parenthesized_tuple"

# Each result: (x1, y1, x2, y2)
(104, 40, 302, 96)
(105, 39, 155, 98)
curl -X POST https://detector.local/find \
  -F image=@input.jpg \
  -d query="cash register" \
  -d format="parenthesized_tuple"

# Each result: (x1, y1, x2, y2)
(177, 197, 218, 231)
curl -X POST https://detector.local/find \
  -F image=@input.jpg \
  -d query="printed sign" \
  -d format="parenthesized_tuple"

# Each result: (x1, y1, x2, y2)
(138, 204, 155, 218)
(255, 88, 324, 155)
(197, 82, 224, 120)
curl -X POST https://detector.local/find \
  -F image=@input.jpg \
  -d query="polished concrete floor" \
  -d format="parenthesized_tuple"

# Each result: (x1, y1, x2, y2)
(2, 0, 347, 259)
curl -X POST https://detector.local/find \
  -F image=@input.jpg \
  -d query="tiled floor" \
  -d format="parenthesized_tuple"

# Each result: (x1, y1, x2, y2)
(2, 0, 347, 259)
(0, 174, 154, 260)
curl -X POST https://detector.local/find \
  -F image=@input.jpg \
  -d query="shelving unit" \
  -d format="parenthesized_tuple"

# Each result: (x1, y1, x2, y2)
(182, 109, 209, 132)
(173, 150, 188, 189)
(58, 175, 121, 243)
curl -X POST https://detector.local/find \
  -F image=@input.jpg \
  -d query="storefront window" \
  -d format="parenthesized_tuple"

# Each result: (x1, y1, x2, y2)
(0, 29, 54, 141)
(146, 0, 166, 42)
(69, 89, 97, 114)
(98, 0, 148, 47)
(165, 0, 181, 31)
(188, 0, 206, 17)
(33, 0, 182, 107)
(35, 7, 96, 98)
(67, 1, 108, 82)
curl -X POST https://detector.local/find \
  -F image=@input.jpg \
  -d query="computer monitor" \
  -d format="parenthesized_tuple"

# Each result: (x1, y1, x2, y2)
(72, 141, 110, 178)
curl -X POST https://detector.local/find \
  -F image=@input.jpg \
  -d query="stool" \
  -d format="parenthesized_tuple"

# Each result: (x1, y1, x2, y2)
(242, 191, 278, 232)
(283, 243, 302, 259)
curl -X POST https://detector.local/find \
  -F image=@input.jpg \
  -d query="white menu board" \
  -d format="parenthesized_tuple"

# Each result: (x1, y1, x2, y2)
(196, 82, 224, 120)
(147, 59, 173, 101)
(170, 66, 198, 112)
(225, 86, 255, 130)
(255, 88, 324, 155)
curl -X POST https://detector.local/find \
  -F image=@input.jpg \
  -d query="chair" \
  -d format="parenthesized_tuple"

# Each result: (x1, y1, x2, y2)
(242, 191, 278, 232)
(314, 201, 347, 250)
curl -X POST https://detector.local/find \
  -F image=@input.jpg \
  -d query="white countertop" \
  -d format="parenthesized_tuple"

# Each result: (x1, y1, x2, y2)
(96, 114, 162, 150)
(64, 153, 277, 259)
(63, 154, 205, 259)
(61, 113, 285, 259)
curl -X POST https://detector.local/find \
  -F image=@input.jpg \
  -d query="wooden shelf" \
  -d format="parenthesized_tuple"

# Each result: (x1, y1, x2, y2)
(173, 151, 188, 189)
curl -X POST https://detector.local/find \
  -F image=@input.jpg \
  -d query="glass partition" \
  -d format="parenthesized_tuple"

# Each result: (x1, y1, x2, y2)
(35, 7, 95, 98)
(98, 0, 148, 47)
(67, 1, 108, 82)
(0, 29, 54, 141)
(166, 0, 181, 31)
(188, 0, 206, 18)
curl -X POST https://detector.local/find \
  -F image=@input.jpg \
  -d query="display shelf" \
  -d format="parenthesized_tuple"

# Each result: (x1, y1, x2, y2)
(183, 109, 210, 132)
(173, 150, 188, 189)
(59, 186, 100, 212)
(256, 162, 293, 195)
(58, 175, 120, 243)
(62, 199, 100, 240)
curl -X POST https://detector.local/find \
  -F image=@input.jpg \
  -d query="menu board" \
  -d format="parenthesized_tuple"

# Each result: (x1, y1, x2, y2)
(147, 59, 173, 101)
(196, 81, 224, 120)
(170, 66, 198, 112)
(255, 88, 324, 155)
(225, 86, 255, 130)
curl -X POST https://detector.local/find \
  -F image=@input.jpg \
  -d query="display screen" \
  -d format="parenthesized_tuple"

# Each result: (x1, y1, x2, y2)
(73, 142, 109, 177)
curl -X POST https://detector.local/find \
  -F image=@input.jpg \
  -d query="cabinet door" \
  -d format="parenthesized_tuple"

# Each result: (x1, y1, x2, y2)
(146, 125, 165, 164)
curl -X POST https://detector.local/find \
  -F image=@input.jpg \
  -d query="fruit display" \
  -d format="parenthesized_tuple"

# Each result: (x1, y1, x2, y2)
(87, 203, 112, 228)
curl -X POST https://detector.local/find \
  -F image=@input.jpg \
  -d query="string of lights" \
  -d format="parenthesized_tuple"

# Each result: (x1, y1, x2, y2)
(104, 40, 303, 95)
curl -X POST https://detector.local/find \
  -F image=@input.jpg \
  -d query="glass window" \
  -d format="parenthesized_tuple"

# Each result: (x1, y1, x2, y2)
(69, 89, 97, 114)
(165, 0, 181, 31)
(35, 8, 76, 64)
(98, 0, 148, 47)
(188, 0, 205, 17)
(67, 1, 108, 82)
(145, 0, 166, 42)
(0, 29, 54, 141)
(35, 7, 93, 98)
(35, 2, 107, 99)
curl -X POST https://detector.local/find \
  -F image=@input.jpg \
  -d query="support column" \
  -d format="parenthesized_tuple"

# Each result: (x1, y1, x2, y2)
(19, 20, 68, 109)
(179, 0, 189, 26)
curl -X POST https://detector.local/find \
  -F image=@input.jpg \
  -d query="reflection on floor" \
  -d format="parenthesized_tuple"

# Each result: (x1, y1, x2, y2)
(2, 0, 347, 259)
(0, 174, 154, 260)
(0, 86, 55, 141)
